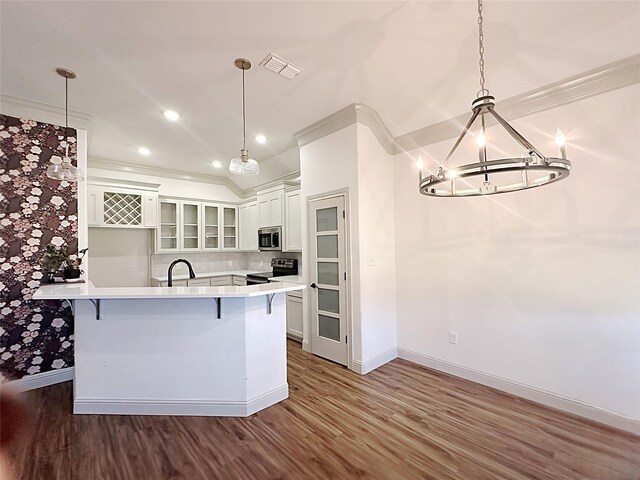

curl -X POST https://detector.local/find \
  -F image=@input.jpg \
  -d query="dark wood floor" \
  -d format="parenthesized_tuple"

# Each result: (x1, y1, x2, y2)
(7, 340, 640, 479)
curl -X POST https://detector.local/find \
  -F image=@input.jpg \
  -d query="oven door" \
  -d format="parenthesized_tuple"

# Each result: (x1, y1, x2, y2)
(246, 276, 270, 286)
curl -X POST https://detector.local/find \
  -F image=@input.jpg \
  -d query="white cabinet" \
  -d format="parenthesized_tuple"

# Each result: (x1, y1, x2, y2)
(284, 190, 302, 252)
(221, 207, 238, 250)
(257, 187, 284, 227)
(157, 199, 180, 253)
(239, 201, 259, 251)
(180, 202, 201, 251)
(286, 291, 303, 341)
(202, 204, 220, 250)
(232, 276, 247, 286)
(87, 183, 158, 229)
(210, 276, 233, 286)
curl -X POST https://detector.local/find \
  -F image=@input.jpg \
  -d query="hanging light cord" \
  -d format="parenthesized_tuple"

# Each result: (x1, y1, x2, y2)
(242, 66, 246, 152)
(477, 0, 489, 97)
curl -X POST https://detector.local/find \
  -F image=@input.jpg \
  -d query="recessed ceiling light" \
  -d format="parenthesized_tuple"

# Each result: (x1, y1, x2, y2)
(210, 160, 223, 169)
(255, 134, 267, 144)
(138, 147, 151, 156)
(163, 110, 180, 121)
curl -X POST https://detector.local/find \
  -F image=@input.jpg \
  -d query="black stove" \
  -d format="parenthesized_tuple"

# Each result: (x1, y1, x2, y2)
(246, 258, 298, 285)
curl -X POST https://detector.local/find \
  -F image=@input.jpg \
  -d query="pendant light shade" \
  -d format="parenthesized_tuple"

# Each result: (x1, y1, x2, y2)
(229, 58, 260, 176)
(47, 68, 82, 182)
(418, 0, 571, 197)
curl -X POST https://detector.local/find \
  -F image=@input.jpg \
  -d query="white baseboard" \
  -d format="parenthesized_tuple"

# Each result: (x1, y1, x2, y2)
(287, 332, 303, 343)
(3, 367, 74, 393)
(352, 347, 398, 375)
(73, 384, 289, 417)
(397, 348, 640, 435)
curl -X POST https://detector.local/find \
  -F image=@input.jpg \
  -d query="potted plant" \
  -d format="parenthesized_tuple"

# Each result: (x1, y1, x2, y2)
(41, 244, 68, 283)
(63, 247, 88, 282)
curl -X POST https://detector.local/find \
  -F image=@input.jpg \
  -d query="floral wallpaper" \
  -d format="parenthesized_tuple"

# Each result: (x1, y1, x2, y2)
(0, 114, 77, 380)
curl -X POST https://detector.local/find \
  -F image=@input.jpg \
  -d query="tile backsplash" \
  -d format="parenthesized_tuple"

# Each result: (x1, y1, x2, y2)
(151, 251, 302, 278)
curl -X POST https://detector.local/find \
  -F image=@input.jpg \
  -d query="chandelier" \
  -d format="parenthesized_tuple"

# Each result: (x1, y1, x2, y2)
(229, 58, 260, 176)
(46, 68, 82, 182)
(419, 0, 571, 197)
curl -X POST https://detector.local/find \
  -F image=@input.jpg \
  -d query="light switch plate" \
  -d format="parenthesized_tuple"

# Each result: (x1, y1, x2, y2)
(449, 332, 458, 345)
(367, 256, 375, 266)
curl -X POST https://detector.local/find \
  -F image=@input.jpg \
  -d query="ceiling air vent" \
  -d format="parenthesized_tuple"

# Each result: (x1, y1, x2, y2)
(259, 53, 303, 79)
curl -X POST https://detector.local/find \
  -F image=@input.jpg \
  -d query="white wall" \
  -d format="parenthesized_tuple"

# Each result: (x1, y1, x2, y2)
(88, 229, 150, 287)
(394, 84, 640, 423)
(300, 124, 361, 359)
(356, 124, 397, 364)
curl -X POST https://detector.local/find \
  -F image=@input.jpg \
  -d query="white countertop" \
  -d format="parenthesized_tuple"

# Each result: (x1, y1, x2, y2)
(151, 270, 305, 285)
(151, 269, 257, 283)
(33, 281, 305, 300)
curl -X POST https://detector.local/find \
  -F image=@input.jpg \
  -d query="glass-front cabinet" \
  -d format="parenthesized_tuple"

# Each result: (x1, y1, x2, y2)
(202, 204, 220, 250)
(157, 199, 179, 253)
(222, 207, 237, 250)
(181, 202, 201, 251)
(155, 199, 238, 253)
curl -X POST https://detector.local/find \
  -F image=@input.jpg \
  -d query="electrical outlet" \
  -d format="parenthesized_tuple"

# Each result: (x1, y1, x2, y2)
(449, 332, 458, 345)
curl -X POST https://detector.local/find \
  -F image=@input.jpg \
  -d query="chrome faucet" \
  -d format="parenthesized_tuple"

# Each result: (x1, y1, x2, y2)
(167, 259, 196, 287)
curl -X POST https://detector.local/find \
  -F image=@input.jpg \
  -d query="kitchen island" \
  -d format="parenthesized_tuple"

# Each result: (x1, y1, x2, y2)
(33, 281, 305, 416)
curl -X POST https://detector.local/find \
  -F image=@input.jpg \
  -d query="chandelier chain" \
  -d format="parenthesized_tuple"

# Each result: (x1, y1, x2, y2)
(477, 0, 489, 97)
(242, 68, 246, 150)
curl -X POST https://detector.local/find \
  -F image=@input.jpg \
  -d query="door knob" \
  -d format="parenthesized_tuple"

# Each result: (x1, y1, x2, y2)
(310, 283, 317, 289)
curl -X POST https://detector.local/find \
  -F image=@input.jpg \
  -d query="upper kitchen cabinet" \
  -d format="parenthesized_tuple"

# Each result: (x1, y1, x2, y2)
(239, 201, 259, 251)
(157, 199, 180, 253)
(87, 177, 160, 229)
(202, 204, 220, 250)
(284, 189, 302, 252)
(222, 206, 238, 250)
(180, 201, 201, 251)
(257, 186, 285, 228)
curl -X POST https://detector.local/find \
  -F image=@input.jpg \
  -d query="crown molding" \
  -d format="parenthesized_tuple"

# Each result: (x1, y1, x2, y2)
(294, 103, 357, 148)
(294, 103, 395, 155)
(0, 94, 94, 129)
(88, 157, 245, 198)
(394, 54, 640, 152)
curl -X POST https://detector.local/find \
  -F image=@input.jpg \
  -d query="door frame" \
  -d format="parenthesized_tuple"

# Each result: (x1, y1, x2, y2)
(306, 188, 353, 370)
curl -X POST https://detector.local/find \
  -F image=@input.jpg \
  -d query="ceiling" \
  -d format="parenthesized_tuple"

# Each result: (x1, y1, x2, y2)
(2, 1, 639, 190)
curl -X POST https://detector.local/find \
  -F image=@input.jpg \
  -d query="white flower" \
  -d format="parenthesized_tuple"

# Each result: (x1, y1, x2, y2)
(27, 195, 39, 204)
(0, 218, 10, 227)
(32, 271, 43, 280)
(32, 314, 43, 322)
(50, 236, 65, 247)
(1, 352, 10, 360)
(51, 318, 65, 328)
(31, 230, 42, 238)
(50, 196, 64, 207)
(0, 131, 10, 139)
(1, 307, 10, 315)
(49, 155, 62, 165)
(10, 344, 20, 351)
(32, 356, 43, 365)
(27, 366, 40, 375)
(0, 326, 4, 336)
(51, 359, 65, 369)
(1, 263, 11, 271)
(27, 322, 40, 331)
(9, 300, 20, 307)
(61, 220, 70, 228)
(10, 256, 20, 263)
(27, 238, 40, 246)
(26, 154, 39, 162)
(27, 280, 41, 288)
(61, 341, 71, 349)
(30, 146, 42, 154)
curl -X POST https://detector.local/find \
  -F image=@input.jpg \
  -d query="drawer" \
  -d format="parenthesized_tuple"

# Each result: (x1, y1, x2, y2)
(232, 276, 247, 286)
(166, 280, 188, 287)
(287, 290, 303, 299)
(210, 275, 232, 286)
(187, 278, 210, 287)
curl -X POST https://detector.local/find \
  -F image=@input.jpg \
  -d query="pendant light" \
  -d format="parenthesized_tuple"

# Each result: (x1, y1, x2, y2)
(229, 58, 260, 176)
(46, 68, 82, 182)
(418, 0, 571, 197)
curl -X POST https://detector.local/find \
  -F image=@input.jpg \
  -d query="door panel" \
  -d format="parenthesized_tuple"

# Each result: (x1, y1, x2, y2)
(309, 195, 348, 366)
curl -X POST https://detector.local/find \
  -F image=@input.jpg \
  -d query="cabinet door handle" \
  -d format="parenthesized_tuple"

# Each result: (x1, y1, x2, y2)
(310, 283, 317, 289)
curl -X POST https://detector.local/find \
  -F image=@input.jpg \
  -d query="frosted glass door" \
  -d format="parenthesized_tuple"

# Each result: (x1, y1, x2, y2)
(310, 196, 347, 366)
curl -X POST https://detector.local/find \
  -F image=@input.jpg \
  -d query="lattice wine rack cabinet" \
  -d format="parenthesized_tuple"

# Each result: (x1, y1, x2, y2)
(103, 192, 143, 225)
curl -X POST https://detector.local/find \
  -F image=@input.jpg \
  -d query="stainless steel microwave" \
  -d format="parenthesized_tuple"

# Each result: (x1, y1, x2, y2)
(258, 227, 281, 251)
